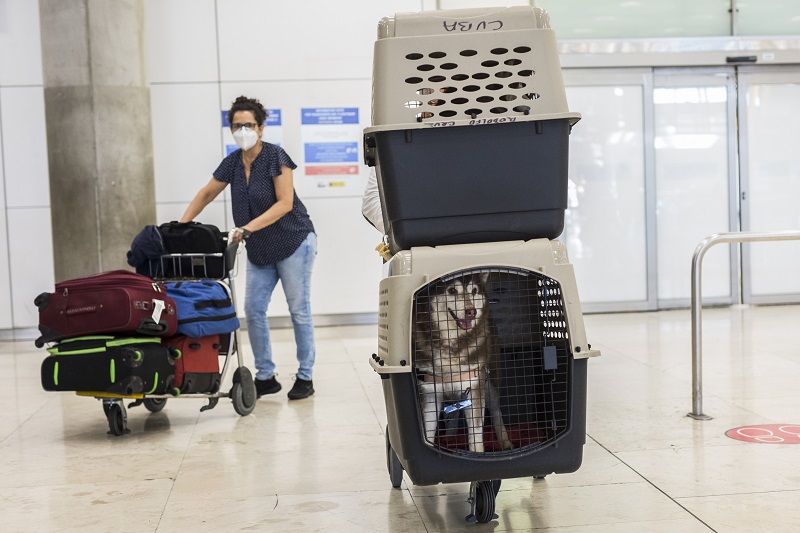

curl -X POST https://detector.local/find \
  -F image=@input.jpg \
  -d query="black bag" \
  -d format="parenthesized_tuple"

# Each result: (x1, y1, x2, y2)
(154, 222, 233, 279)
(159, 221, 226, 254)
(41, 336, 178, 395)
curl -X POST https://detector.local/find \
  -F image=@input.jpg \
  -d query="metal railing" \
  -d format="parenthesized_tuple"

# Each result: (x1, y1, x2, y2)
(689, 230, 800, 420)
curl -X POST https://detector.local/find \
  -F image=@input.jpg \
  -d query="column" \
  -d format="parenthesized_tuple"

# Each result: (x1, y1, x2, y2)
(39, 0, 155, 280)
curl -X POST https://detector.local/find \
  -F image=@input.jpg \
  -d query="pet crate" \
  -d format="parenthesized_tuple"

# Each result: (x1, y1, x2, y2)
(370, 239, 599, 521)
(363, 6, 581, 254)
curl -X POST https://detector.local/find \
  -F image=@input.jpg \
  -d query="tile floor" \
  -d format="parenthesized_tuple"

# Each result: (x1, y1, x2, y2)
(2, 304, 799, 532)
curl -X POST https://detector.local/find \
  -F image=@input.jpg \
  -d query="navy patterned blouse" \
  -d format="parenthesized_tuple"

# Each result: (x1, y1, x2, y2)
(214, 142, 315, 265)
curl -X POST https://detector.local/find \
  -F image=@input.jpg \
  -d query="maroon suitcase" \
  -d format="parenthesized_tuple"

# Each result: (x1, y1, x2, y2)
(34, 270, 178, 347)
(163, 334, 223, 394)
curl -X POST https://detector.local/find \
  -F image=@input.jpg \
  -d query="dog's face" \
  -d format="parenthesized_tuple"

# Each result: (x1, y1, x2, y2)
(428, 275, 486, 339)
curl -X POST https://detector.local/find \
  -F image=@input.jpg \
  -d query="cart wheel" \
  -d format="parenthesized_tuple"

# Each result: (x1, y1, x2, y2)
(466, 481, 498, 523)
(231, 366, 256, 416)
(385, 426, 403, 488)
(143, 398, 167, 413)
(106, 403, 130, 436)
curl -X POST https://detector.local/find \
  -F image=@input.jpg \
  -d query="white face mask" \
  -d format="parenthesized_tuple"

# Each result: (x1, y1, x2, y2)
(233, 127, 259, 151)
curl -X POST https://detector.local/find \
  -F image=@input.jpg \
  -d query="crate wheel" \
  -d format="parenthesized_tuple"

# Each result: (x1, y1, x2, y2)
(143, 398, 167, 413)
(466, 480, 498, 523)
(231, 366, 256, 416)
(475, 481, 498, 523)
(385, 426, 403, 488)
(106, 402, 130, 436)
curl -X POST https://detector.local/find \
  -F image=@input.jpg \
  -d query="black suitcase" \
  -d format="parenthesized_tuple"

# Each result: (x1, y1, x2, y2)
(41, 336, 178, 395)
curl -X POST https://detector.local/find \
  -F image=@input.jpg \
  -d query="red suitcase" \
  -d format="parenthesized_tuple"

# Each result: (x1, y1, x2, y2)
(34, 270, 178, 348)
(163, 335, 223, 394)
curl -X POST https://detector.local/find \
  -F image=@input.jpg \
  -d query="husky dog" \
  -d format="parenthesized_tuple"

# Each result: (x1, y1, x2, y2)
(414, 273, 512, 453)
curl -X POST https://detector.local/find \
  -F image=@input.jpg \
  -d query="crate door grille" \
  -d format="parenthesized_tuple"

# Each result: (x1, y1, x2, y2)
(412, 267, 571, 456)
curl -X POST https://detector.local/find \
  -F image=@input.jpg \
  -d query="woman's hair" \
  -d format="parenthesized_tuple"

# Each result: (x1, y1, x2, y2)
(227, 96, 267, 127)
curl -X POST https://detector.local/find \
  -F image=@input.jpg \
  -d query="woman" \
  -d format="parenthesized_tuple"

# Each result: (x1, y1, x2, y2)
(181, 96, 317, 400)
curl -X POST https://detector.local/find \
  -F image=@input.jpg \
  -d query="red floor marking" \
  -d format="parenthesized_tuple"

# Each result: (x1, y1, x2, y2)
(725, 424, 800, 444)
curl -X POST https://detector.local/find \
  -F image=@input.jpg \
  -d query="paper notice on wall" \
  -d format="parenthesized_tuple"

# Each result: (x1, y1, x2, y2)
(221, 109, 283, 156)
(301, 107, 360, 191)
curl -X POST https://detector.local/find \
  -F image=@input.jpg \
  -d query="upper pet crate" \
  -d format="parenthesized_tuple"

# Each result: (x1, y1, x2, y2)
(367, 6, 579, 130)
(363, 7, 581, 253)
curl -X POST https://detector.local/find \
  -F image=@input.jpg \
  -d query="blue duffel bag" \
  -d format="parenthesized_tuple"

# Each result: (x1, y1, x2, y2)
(165, 280, 240, 338)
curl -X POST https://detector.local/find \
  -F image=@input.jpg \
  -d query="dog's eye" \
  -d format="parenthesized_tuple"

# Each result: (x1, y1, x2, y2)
(447, 287, 457, 295)
(471, 287, 478, 295)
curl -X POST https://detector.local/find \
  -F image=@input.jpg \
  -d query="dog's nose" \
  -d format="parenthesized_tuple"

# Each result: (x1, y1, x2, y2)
(465, 308, 477, 319)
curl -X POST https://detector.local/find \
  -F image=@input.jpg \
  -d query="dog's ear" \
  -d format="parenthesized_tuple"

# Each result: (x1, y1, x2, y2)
(479, 271, 491, 287)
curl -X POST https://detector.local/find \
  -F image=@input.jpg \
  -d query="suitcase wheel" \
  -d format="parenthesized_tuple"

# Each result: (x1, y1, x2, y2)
(122, 348, 144, 368)
(34, 292, 50, 311)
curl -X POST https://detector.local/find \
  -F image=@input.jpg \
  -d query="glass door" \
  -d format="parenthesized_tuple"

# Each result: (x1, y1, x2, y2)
(563, 65, 800, 313)
(738, 67, 800, 304)
(653, 68, 739, 308)
(562, 69, 654, 312)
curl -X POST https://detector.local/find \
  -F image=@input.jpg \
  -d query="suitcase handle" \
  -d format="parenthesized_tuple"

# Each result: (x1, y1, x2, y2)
(136, 318, 169, 336)
(168, 221, 205, 238)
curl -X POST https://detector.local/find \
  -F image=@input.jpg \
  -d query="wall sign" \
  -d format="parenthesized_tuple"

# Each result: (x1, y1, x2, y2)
(301, 107, 360, 190)
(725, 424, 800, 444)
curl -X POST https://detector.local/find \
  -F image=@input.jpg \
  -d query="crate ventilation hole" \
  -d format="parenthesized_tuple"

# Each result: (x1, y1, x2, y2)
(402, 47, 541, 120)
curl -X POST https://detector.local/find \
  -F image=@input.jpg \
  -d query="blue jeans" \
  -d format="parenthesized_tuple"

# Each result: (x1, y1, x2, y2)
(244, 232, 317, 381)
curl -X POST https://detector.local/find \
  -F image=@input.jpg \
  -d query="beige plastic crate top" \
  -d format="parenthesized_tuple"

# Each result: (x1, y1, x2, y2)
(367, 6, 580, 133)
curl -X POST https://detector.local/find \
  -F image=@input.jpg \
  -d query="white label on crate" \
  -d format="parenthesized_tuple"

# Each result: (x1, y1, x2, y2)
(469, 117, 517, 126)
(152, 299, 165, 324)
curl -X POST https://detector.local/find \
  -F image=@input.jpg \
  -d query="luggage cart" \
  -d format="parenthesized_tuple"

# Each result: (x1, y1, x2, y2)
(89, 240, 257, 436)
(365, 7, 600, 522)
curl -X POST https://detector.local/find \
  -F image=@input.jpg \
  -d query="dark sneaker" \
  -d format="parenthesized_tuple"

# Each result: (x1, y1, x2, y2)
(255, 376, 282, 398)
(287, 378, 314, 400)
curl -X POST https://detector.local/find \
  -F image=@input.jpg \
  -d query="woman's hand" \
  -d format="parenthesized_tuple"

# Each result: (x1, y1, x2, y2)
(230, 227, 251, 243)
